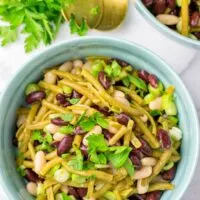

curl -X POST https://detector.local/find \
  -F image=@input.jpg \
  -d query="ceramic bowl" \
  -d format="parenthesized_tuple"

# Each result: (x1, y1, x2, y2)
(136, 0, 200, 49)
(0, 37, 199, 200)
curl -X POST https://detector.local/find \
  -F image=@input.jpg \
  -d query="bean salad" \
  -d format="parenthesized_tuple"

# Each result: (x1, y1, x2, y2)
(142, 0, 200, 40)
(14, 57, 182, 200)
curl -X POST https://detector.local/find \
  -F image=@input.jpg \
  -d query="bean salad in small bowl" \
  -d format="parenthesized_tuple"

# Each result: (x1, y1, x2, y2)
(136, 0, 200, 48)
(0, 37, 199, 200)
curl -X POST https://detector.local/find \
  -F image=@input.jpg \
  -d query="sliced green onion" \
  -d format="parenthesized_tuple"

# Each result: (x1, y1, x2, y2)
(169, 127, 182, 141)
(103, 191, 116, 200)
(71, 174, 87, 184)
(161, 94, 177, 116)
(148, 82, 164, 96)
(92, 62, 104, 76)
(25, 83, 39, 95)
(63, 86, 73, 95)
(144, 93, 156, 104)
(54, 168, 70, 183)
(163, 161, 174, 171)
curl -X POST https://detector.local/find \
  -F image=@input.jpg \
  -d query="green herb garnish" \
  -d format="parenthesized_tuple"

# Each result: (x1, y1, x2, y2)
(60, 125, 74, 134)
(69, 14, 89, 36)
(69, 98, 80, 105)
(60, 113, 74, 122)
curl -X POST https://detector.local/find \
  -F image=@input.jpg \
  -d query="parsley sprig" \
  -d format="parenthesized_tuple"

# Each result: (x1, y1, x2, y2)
(0, 0, 89, 52)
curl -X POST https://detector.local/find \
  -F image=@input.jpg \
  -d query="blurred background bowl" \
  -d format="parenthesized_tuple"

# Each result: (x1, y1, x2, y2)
(136, 0, 200, 49)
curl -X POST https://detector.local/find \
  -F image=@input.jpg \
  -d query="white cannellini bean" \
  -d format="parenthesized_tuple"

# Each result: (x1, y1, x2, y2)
(149, 97, 162, 110)
(44, 123, 59, 134)
(141, 157, 157, 166)
(61, 185, 69, 193)
(59, 61, 73, 72)
(134, 166, 152, 180)
(156, 14, 179, 25)
(34, 151, 46, 174)
(71, 68, 77, 75)
(83, 125, 102, 146)
(53, 132, 65, 141)
(17, 114, 26, 127)
(140, 114, 148, 122)
(83, 61, 93, 70)
(108, 125, 118, 134)
(26, 182, 37, 196)
(115, 96, 130, 106)
(137, 179, 149, 194)
(113, 90, 125, 98)
(73, 59, 83, 68)
(44, 71, 57, 84)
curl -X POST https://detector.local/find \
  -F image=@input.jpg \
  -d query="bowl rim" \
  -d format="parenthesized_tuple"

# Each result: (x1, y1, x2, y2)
(136, 0, 200, 49)
(0, 36, 199, 200)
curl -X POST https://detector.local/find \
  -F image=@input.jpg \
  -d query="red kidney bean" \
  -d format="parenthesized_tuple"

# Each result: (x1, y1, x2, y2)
(138, 70, 150, 82)
(52, 141, 60, 148)
(146, 191, 161, 200)
(98, 71, 111, 89)
(77, 188, 87, 198)
(116, 112, 130, 126)
(162, 166, 176, 180)
(132, 148, 144, 160)
(130, 154, 142, 170)
(92, 105, 111, 116)
(57, 136, 74, 156)
(157, 129, 171, 149)
(129, 194, 146, 200)
(190, 12, 200, 27)
(138, 138, 152, 156)
(68, 187, 80, 198)
(148, 74, 158, 88)
(153, 0, 166, 15)
(103, 129, 113, 140)
(26, 91, 46, 104)
(80, 144, 88, 158)
(72, 90, 82, 99)
(56, 93, 72, 107)
(56, 93, 66, 104)
(51, 117, 68, 126)
(74, 126, 85, 135)
(142, 0, 153, 7)
(166, 0, 176, 9)
(25, 169, 40, 183)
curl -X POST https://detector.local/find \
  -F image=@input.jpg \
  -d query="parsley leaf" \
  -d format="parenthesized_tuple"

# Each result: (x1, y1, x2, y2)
(87, 134, 108, 152)
(31, 130, 53, 152)
(61, 192, 74, 200)
(123, 158, 135, 176)
(0, 0, 65, 52)
(104, 60, 122, 78)
(68, 148, 83, 170)
(107, 146, 132, 168)
(87, 134, 108, 164)
(94, 112, 109, 129)
(60, 113, 74, 122)
(69, 14, 88, 36)
(60, 125, 74, 134)
(69, 98, 80, 105)
(0, 26, 18, 46)
(128, 75, 147, 92)
(80, 118, 96, 132)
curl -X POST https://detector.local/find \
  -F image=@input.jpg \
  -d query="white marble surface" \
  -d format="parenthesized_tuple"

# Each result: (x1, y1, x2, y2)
(0, 4, 199, 200)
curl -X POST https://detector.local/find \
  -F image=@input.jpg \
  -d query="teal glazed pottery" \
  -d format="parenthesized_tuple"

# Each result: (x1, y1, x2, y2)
(136, 0, 200, 49)
(0, 37, 199, 200)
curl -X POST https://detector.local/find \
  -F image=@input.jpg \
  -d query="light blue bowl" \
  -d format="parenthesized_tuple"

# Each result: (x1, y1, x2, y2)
(136, 0, 200, 49)
(0, 37, 199, 200)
